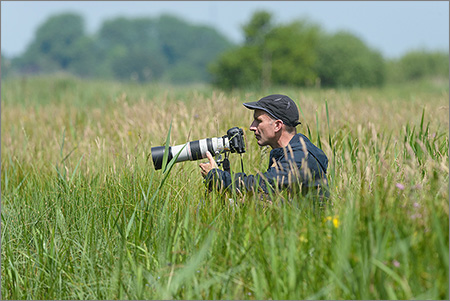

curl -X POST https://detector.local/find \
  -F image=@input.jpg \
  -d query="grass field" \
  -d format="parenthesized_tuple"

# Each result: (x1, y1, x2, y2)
(1, 75, 449, 300)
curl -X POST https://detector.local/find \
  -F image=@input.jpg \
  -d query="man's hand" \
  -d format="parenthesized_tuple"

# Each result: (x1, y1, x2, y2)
(199, 151, 218, 178)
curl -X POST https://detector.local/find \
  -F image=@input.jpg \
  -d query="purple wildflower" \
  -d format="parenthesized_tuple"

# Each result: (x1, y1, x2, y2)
(396, 183, 405, 190)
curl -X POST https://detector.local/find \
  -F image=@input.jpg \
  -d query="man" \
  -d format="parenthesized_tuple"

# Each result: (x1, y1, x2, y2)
(199, 94, 329, 198)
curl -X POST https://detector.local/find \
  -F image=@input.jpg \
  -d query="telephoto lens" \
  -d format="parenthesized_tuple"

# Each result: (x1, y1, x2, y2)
(151, 136, 230, 170)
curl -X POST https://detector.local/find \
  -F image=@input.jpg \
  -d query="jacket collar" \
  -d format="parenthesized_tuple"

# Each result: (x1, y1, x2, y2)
(269, 133, 302, 159)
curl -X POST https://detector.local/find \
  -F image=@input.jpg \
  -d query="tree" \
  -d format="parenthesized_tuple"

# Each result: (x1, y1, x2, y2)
(156, 14, 234, 83)
(387, 50, 449, 82)
(95, 14, 233, 83)
(12, 13, 233, 83)
(16, 13, 93, 75)
(95, 17, 167, 81)
(210, 11, 273, 90)
(209, 45, 262, 90)
(210, 11, 321, 90)
(315, 31, 385, 87)
(242, 10, 273, 45)
(265, 21, 321, 86)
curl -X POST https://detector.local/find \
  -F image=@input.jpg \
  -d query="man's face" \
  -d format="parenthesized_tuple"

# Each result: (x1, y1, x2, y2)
(249, 109, 277, 147)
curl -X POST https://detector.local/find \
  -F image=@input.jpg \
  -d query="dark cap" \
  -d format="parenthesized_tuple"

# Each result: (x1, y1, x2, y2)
(243, 94, 301, 127)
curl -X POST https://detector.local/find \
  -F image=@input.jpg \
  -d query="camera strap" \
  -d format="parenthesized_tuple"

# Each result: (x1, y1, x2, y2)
(220, 152, 244, 174)
(223, 152, 231, 174)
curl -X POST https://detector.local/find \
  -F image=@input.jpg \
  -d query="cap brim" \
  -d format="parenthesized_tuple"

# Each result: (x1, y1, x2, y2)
(243, 102, 280, 120)
(243, 102, 262, 110)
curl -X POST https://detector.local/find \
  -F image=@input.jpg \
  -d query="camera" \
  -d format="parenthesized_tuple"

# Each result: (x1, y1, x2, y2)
(151, 127, 245, 170)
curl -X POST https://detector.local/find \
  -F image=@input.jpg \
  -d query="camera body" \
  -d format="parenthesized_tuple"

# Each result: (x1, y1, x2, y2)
(151, 127, 245, 170)
(225, 127, 245, 154)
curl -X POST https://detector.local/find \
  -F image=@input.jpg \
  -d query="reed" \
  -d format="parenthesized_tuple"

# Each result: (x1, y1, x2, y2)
(1, 76, 448, 299)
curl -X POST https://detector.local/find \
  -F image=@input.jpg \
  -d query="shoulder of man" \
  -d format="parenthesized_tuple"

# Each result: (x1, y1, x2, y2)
(291, 133, 329, 172)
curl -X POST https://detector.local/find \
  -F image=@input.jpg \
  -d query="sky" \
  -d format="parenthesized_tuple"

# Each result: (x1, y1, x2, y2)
(1, 1, 449, 59)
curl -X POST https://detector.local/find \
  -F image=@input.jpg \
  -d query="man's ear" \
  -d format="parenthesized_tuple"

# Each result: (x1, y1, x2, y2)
(274, 120, 284, 132)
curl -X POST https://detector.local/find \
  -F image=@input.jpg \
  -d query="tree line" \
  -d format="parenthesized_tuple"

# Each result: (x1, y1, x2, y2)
(2, 11, 448, 89)
(2, 12, 233, 84)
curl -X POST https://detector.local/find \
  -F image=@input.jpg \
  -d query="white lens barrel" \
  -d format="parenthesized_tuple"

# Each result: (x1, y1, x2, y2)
(171, 143, 190, 162)
(172, 136, 230, 162)
(151, 136, 231, 170)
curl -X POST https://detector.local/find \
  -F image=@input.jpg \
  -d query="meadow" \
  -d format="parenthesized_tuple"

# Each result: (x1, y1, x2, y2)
(1, 76, 449, 300)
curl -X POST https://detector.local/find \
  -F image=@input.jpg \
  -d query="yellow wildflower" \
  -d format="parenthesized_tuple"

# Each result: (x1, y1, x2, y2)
(332, 217, 340, 228)
(299, 234, 308, 243)
(324, 215, 340, 228)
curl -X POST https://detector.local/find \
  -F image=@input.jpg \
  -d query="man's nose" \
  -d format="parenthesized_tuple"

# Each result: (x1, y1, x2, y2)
(249, 122, 256, 131)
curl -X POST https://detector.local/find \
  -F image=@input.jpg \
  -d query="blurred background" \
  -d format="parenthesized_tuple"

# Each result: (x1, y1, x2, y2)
(1, 1, 449, 89)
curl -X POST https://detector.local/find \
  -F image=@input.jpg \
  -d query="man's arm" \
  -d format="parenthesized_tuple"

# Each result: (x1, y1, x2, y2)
(203, 168, 270, 194)
(199, 151, 272, 194)
(203, 154, 301, 193)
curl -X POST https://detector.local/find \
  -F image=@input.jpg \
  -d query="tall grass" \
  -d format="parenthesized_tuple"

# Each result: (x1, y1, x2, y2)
(1, 75, 448, 299)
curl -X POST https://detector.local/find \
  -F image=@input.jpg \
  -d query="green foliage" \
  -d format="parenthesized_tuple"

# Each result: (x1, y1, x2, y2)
(211, 12, 322, 90)
(4, 10, 449, 88)
(156, 15, 233, 83)
(9, 13, 234, 84)
(210, 46, 263, 90)
(14, 13, 94, 75)
(242, 10, 273, 44)
(266, 21, 321, 86)
(211, 12, 387, 90)
(386, 49, 449, 83)
(211, 11, 447, 90)
(95, 14, 235, 83)
(315, 31, 385, 87)
(95, 17, 167, 81)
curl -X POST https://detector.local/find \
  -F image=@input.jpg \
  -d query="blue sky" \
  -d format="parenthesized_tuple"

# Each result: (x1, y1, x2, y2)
(1, 1, 449, 58)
